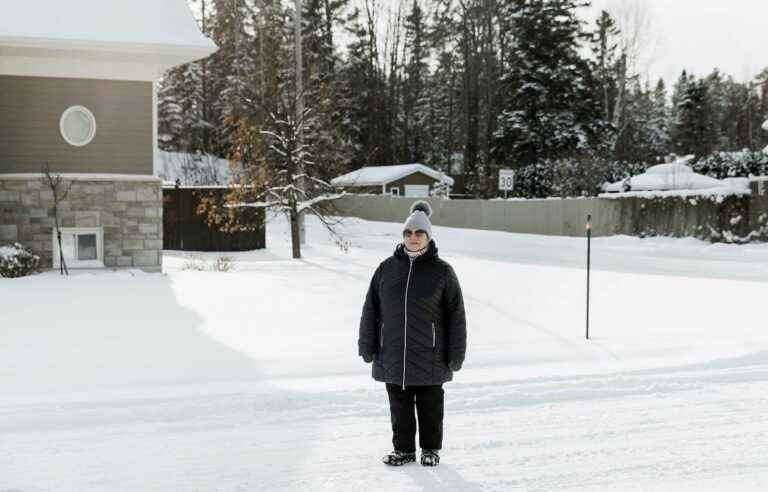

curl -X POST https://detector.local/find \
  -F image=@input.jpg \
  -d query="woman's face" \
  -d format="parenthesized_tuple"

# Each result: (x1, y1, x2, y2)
(403, 228, 429, 251)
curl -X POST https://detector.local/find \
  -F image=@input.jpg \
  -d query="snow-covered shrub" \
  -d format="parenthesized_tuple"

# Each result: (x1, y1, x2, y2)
(180, 255, 207, 271)
(513, 161, 555, 198)
(212, 256, 234, 272)
(513, 157, 648, 198)
(692, 151, 768, 180)
(0, 243, 40, 278)
(430, 180, 452, 199)
(181, 255, 235, 272)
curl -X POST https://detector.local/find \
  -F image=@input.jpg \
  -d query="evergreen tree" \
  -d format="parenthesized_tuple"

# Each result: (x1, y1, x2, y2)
(401, 0, 430, 162)
(208, 0, 256, 158)
(649, 78, 671, 159)
(591, 10, 620, 125)
(338, 4, 391, 166)
(672, 74, 717, 157)
(158, 61, 207, 153)
(494, 0, 603, 167)
(301, 0, 354, 181)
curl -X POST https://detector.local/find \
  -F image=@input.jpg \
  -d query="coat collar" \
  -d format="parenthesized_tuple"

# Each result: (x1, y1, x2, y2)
(394, 240, 438, 263)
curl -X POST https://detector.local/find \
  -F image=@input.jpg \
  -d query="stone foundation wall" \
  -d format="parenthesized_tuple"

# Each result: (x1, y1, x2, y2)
(0, 176, 162, 271)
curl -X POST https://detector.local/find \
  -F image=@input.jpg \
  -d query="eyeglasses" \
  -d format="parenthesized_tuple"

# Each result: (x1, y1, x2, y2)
(403, 229, 427, 238)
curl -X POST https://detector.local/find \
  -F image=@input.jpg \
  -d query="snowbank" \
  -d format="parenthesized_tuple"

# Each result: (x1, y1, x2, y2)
(601, 159, 750, 198)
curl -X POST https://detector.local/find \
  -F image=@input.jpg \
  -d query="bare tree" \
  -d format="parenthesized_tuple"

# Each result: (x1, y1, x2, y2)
(610, 0, 659, 79)
(225, 98, 348, 259)
(590, 0, 659, 152)
(41, 164, 73, 276)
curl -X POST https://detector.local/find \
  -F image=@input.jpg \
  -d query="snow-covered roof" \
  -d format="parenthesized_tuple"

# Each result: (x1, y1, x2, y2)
(331, 164, 454, 187)
(0, 1, 217, 80)
(157, 151, 239, 187)
(0, 1, 215, 51)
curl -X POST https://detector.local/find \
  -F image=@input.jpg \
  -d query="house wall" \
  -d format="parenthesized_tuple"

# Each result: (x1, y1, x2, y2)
(0, 75, 153, 174)
(386, 172, 437, 196)
(0, 176, 163, 271)
(339, 172, 440, 196)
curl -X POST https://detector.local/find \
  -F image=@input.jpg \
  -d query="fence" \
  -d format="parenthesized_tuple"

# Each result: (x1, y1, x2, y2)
(163, 187, 265, 251)
(333, 180, 768, 243)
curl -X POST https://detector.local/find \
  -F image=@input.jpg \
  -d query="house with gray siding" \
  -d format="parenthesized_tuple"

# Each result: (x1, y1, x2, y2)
(0, 0, 216, 271)
(331, 164, 454, 197)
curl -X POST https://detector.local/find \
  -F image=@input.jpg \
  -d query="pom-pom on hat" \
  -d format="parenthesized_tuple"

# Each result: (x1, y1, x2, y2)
(403, 200, 433, 238)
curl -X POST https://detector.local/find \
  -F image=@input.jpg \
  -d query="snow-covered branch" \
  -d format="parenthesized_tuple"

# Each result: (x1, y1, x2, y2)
(297, 192, 347, 214)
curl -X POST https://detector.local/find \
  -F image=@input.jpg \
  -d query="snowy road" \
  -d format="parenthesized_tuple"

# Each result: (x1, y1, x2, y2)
(4, 362, 768, 491)
(3, 215, 768, 491)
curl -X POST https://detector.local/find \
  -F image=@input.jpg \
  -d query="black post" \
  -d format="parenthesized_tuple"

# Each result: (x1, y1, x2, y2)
(175, 179, 183, 250)
(586, 214, 592, 340)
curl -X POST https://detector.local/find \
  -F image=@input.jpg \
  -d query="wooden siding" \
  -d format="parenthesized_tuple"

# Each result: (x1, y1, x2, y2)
(0, 75, 152, 174)
(385, 172, 437, 195)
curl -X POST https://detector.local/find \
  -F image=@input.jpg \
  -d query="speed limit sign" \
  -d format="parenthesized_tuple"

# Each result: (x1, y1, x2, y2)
(498, 169, 515, 191)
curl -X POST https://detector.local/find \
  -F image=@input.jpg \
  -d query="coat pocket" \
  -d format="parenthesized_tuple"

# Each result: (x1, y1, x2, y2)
(380, 322, 384, 348)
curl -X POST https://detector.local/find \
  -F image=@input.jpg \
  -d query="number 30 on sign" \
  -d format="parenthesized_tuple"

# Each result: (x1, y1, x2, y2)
(498, 169, 515, 191)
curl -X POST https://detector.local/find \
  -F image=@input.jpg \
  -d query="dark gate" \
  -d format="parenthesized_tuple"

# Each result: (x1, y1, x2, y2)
(163, 187, 265, 251)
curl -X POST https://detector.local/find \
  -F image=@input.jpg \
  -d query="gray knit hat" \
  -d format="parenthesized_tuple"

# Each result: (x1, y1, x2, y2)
(403, 200, 433, 238)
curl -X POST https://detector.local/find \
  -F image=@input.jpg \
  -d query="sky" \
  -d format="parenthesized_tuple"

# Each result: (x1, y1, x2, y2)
(583, 0, 768, 84)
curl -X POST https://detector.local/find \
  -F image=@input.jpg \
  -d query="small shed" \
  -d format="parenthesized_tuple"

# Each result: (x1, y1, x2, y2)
(331, 164, 454, 197)
(162, 184, 264, 252)
(159, 152, 264, 252)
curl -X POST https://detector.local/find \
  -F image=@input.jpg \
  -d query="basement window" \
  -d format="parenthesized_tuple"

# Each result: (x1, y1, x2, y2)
(52, 227, 104, 269)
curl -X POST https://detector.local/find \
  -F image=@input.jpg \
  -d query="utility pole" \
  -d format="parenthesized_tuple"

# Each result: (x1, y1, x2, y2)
(586, 214, 592, 340)
(295, 0, 306, 244)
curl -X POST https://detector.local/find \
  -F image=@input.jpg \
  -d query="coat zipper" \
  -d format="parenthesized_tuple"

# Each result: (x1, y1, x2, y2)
(432, 322, 435, 348)
(403, 257, 415, 390)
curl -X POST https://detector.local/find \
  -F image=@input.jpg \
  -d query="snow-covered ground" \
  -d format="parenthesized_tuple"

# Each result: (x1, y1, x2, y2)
(2, 215, 768, 491)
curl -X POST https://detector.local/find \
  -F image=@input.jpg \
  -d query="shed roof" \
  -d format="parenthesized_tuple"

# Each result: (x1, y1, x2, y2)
(331, 164, 454, 187)
(158, 151, 239, 187)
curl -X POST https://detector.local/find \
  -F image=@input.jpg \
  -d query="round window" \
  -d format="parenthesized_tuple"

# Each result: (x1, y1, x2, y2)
(60, 106, 97, 147)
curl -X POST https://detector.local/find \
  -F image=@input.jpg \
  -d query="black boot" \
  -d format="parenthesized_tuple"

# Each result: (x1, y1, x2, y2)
(420, 449, 440, 466)
(382, 450, 416, 466)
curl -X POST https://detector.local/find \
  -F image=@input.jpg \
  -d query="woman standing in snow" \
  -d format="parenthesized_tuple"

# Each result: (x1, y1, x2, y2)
(358, 200, 467, 467)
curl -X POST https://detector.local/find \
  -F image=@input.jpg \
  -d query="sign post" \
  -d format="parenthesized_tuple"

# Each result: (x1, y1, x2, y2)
(498, 169, 515, 199)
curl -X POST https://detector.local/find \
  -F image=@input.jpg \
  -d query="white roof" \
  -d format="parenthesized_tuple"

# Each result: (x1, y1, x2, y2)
(158, 151, 239, 187)
(0, 1, 214, 50)
(331, 164, 454, 187)
(0, 1, 216, 80)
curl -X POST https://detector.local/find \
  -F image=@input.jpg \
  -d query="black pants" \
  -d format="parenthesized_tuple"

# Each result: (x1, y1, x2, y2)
(386, 384, 444, 453)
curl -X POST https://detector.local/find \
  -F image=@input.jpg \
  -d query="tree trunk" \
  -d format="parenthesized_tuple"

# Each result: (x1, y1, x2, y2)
(290, 206, 302, 259)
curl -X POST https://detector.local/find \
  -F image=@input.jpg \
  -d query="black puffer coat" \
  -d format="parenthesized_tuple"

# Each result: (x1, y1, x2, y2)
(358, 241, 466, 387)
